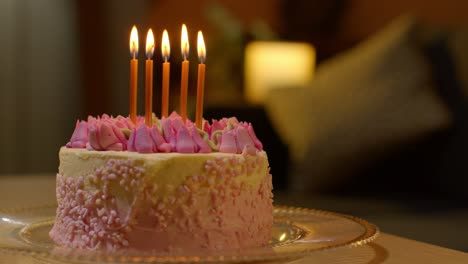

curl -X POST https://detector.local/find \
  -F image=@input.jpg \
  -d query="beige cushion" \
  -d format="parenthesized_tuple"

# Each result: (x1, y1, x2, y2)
(265, 16, 452, 191)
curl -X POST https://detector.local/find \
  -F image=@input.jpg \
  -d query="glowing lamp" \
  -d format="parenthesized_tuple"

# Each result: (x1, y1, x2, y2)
(244, 41, 316, 105)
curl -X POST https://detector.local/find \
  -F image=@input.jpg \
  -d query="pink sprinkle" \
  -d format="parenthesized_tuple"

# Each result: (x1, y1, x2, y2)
(130, 179, 137, 187)
(157, 203, 165, 210)
(168, 196, 176, 204)
(178, 186, 186, 193)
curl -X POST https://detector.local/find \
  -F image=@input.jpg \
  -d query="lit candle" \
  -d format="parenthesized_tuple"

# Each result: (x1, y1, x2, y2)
(180, 24, 189, 122)
(145, 29, 155, 127)
(195, 31, 206, 129)
(129, 25, 139, 124)
(161, 29, 170, 117)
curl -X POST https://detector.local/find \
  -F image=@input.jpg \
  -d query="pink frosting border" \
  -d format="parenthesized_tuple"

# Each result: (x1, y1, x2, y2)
(67, 112, 263, 154)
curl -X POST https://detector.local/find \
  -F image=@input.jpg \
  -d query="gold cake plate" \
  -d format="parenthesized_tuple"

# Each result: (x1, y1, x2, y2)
(0, 205, 378, 263)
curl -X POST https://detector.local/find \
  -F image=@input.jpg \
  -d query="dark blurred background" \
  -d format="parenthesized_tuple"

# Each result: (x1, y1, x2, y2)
(1, 0, 468, 251)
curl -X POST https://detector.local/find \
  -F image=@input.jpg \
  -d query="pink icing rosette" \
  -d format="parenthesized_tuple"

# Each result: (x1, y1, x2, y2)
(86, 116, 129, 151)
(216, 122, 263, 154)
(191, 127, 211, 153)
(127, 124, 172, 153)
(128, 125, 153, 153)
(66, 120, 88, 148)
(150, 126, 172, 153)
(129, 115, 211, 154)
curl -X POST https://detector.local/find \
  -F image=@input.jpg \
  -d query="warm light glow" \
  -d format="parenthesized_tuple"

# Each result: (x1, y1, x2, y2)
(181, 24, 189, 60)
(1, 217, 23, 225)
(129, 25, 139, 59)
(197, 31, 206, 64)
(279, 233, 287, 242)
(145, 29, 155, 59)
(244, 41, 316, 104)
(161, 29, 170, 62)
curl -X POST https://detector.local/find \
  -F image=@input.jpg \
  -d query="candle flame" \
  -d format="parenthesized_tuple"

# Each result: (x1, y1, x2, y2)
(161, 29, 170, 62)
(197, 31, 206, 64)
(181, 24, 189, 60)
(146, 29, 155, 59)
(129, 25, 139, 59)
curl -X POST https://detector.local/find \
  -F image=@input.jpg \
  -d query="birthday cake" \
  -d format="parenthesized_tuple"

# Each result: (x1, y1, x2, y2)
(49, 113, 273, 252)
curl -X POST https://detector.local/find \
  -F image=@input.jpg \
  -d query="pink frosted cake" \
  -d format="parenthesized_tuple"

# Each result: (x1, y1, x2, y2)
(49, 113, 273, 252)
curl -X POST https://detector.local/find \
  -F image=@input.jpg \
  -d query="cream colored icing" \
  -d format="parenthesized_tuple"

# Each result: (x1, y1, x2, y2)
(59, 147, 268, 200)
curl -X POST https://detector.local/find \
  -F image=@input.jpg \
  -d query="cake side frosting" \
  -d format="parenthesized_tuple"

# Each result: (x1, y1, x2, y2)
(50, 148, 272, 252)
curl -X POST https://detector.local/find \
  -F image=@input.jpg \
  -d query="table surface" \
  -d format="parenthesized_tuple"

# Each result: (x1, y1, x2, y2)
(0, 175, 467, 264)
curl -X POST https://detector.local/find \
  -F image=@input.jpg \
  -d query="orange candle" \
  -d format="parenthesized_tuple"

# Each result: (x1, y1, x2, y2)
(129, 25, 139, 124)
(161, 29, 170, 117)
(180, 24, 189, 122)
(145, 29, 155, 127)
(195, 31, 206, 129)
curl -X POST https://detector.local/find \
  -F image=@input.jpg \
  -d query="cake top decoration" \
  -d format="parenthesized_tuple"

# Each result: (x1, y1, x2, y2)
(67, 112, 263, 154)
